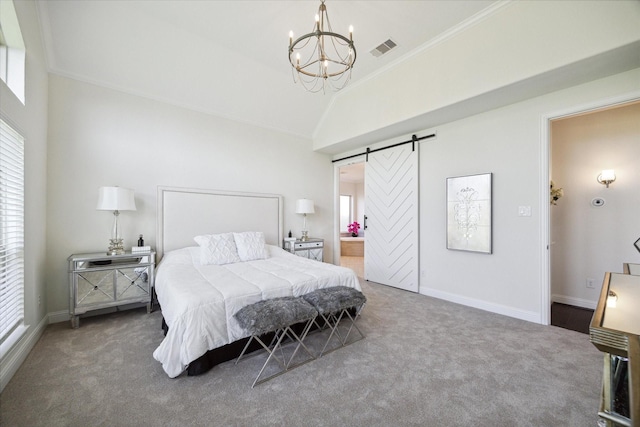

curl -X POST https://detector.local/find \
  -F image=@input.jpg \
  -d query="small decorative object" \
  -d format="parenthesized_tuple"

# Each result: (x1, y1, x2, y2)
(447, 173, 492, 254)
(347, 221, 360, 237)
(550, 180, 564, 205)
(138, 234, 144, 247)
(288, 230, 292, 238)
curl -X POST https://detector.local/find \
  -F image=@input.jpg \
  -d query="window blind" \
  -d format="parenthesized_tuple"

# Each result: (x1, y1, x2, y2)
(0, 119, 24, 344)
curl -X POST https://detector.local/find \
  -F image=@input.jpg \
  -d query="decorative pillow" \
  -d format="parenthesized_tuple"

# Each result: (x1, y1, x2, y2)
(193, 233, 241, 265)
(233, 231, 267, 262)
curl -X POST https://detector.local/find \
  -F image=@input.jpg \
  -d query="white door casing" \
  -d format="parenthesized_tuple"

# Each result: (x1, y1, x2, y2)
(365, 143, 419, 292)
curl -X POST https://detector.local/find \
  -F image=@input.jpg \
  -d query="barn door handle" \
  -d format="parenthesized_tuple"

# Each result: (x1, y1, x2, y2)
(364, 215, 368, 230)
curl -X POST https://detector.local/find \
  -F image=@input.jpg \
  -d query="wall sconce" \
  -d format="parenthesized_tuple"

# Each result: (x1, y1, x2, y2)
(597, 169, 616, 188)
(606, 290, 618, 308)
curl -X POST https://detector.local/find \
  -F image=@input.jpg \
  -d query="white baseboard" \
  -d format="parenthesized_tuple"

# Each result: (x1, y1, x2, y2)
(48, 310, 70, 324)
(551, 294, 597, 310)
(0, 315, 48, 392)
(419, 287, 541, 324)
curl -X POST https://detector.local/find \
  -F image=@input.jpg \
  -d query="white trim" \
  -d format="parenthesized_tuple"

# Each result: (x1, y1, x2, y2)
(551, 294, 597, 311)
(539, 110, 551, 325)
(333, 156, 366, 265)
(540, 90, 640, 326)
(48, 310, 70, 324)
(420, 287, 540, 324)
(0, 316, 47, 392)
(333, 164, 341, 265)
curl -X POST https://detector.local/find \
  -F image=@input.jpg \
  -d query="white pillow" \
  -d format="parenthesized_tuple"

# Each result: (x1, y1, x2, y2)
(233, 231, 267, 262)
(193, 233, 241, 265)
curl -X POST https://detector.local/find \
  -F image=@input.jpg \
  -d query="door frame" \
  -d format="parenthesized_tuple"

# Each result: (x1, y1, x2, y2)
(333, 157, 366, 265)
(540, 90, 640, 325)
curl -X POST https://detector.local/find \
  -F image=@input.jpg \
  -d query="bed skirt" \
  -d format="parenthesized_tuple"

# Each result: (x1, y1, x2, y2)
(160, 309, 356, 376)
(161, 317, 301, 376)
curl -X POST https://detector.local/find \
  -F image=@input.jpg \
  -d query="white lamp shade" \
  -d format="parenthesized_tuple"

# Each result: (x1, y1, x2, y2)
(600, 170, 615, 181)
(96, 187, 137, 211)
(295, 199, 315, 214)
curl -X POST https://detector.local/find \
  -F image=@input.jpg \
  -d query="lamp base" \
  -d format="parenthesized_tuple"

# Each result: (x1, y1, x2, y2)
(301, 231, 309, 241)
(107, 238, 125, 255)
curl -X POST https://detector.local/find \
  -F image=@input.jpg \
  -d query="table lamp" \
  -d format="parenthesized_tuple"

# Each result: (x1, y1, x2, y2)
(96, 186, 136, 255)
(295, 199, 315, 241)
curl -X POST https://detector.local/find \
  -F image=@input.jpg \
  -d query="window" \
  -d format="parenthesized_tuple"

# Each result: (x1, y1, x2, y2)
(340, 195, 352, 232)
(0, 119, 25, 348)
(0, 0, 26, 104)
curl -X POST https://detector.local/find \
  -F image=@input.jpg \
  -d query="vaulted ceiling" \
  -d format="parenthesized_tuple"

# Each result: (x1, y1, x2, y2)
(36, 0, 497, 140)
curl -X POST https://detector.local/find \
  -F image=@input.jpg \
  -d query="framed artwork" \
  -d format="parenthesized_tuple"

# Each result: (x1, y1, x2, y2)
(634, 237, 640, 254)
(447, 173, 492, 253)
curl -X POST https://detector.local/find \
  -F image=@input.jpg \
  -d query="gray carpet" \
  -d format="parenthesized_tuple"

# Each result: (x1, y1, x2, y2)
(0, 280, 602, 426)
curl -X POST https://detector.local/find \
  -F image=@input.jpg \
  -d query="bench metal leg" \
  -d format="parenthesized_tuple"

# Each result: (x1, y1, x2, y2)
(236, 318, 317, 388)
(318, 304, 365, 357)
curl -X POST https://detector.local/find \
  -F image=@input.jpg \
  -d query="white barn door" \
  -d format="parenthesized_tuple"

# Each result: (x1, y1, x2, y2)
(364, 143, 419, 292)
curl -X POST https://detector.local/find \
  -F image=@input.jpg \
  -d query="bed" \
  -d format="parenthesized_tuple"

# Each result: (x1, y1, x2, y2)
(152, 187, 361, 378)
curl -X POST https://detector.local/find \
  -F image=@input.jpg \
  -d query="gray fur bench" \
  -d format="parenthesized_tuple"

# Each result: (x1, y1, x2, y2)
(234, 296, 317, 387)
(302, 286, 366, 356)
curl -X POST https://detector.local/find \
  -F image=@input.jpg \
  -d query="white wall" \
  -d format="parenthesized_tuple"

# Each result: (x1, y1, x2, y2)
(0, 0, 49, 391)
(315, 0, 640, 152)
(46, 75, 335, 316)
(551, 102, 640, 309)
(416, 69, 640, 323)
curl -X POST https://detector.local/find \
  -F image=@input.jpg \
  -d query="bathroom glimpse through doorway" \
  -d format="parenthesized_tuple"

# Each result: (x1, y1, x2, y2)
(338, 162, 365, 278)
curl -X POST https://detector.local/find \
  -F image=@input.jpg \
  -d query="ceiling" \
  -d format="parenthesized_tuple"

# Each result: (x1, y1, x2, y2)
(36, 0, 497, 141)
(339, 162, 364, 183)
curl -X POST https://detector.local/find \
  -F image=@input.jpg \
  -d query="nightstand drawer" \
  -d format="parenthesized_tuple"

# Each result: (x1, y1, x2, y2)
(294, 241, 323, 250)
(283, 238, 324, 262)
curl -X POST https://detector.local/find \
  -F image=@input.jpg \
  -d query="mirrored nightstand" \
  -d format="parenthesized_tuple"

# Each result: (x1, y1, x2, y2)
(68, 251, 155, 328)
(283, 238, 323, 262)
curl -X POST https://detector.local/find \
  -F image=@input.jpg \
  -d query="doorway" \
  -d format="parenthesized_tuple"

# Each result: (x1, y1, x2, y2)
(338, 162, 365, 277)
(544, 95, 640, 326)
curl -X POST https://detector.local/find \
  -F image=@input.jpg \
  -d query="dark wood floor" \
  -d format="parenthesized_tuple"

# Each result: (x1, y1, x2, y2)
(551, 303, 594, 334)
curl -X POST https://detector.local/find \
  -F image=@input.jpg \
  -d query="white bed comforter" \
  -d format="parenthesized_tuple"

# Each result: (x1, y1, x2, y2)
(152, 245, 361, 377)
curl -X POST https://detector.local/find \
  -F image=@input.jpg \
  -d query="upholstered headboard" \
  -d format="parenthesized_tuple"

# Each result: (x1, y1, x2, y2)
(156, 186, 283, 260)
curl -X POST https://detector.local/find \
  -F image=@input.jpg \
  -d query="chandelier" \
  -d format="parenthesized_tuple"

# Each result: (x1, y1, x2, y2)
(288, 0, 356, 93)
